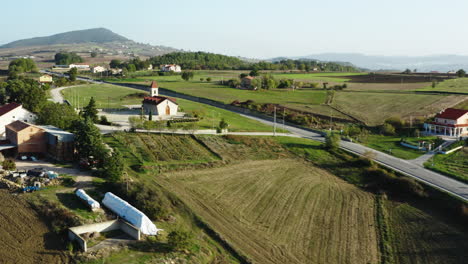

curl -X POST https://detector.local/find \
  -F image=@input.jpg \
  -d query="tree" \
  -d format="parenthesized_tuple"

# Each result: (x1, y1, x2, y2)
(37, 102, 79, 130)
(83, 97, 99, 123)
(381, 123, 396, 136)
(249, 69, 259, 77)
(54, 52, 83, 65)
(8, 58, 37, 75)
(101, 150, 124, 182)
(148, 110, 152, 121)
(109, 59, 122, 69)
(2, 159, 16, 171)
(90, 51, 98, 58)
(456, 69, 466, 77)
(239, 73, 248, 79)
(72, 119, 108, 162)
(168, 230, 193, 251)
(219, 118, 228, 130)
(206, 77, 212, 82)
(181, 71, 194, 81)
(68, 67, 78, 82)
(403, 69, 412, 74)
(126, 64, 137, 72)
(5, 78, 47, 112)
(432, 80, 437, 88)
(324, 133, 340, 150)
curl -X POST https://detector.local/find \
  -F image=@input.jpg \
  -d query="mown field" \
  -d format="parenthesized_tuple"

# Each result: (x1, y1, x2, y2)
(0, 190, 69, 264)
(425, 147, 468, 183)
(331, 92, 466, 126)
(159, 159, 380, 264)
(417, 78, 468, 94)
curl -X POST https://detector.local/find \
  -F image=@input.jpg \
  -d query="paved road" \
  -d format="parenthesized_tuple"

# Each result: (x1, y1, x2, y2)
(45, 71, 468, 202)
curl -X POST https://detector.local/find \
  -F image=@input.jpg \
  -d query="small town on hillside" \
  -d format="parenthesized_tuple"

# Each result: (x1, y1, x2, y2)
(0, 2, 467, 264)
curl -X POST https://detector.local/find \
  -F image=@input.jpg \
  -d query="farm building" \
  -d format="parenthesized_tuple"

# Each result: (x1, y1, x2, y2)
(91, 66, 107, 73)
(2, 121, 75, 161)
(424, 108, 468, 137)
(0, 103, 36, 137)
(39, 74, 53, 83)
(160, 64, 181, 72)
(142, 81, 179, 117)
(241, 76, 255, 89)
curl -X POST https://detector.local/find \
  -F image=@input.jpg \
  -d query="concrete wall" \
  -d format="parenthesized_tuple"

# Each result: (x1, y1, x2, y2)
(68, 219, 141, 252)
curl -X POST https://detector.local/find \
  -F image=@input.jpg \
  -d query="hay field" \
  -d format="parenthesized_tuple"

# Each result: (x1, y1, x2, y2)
(158, 159, 380, 264)
(332, 92, 466, 125)
(0, 190, 69, 264)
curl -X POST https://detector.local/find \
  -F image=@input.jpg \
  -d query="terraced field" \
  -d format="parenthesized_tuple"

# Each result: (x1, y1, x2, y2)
(158, 159, 380, 264)
(426, 148, 468, 182)
(0, 190, 69, 264)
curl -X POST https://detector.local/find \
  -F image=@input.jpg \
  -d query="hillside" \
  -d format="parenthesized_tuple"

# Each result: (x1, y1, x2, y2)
(0, 28, 129, 49)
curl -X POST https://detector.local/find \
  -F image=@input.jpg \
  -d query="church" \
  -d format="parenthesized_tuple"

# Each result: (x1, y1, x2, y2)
(142, 81, 179, 117)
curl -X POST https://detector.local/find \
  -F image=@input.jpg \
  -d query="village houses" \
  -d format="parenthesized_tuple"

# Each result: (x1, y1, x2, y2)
(424, 108, 468, 137)
(161, 64, 182, 72)
(39, 74, 53, 83)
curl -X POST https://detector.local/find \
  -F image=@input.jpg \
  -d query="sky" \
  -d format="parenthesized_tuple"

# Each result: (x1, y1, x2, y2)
(1, 0, 468, 59)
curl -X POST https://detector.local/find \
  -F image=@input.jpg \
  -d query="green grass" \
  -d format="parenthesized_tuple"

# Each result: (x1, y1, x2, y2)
(425, 148, 468, 183)
(417, 78, 468, 94)
(364, 135, 431, 160)
(270, 72, 367, 82)
(61, 83, 147, 108)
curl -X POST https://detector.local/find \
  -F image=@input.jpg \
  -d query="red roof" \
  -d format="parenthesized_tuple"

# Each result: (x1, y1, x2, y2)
(435, 108, 468, 120)
(150, 81, 159, 88)
(143, 96, 177, 106)
(0, 103, 21, 117)
(243, 76, 254, 80)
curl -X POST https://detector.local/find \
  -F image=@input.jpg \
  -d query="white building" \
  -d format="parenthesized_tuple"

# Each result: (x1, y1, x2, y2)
(161, 64, 181, 72)
(69, 63, 90, 70)
(91, 66, 107, 73)
(142, 81, 179, 117)
(424, 108, 468, 137)
(0, 103, 37, 137)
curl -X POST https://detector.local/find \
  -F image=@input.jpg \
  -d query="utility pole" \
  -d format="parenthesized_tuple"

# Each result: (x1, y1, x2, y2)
(273, 106, 277, 136)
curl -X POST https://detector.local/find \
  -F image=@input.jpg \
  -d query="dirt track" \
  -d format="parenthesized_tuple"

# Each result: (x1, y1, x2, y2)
(0, 190, 69, 264)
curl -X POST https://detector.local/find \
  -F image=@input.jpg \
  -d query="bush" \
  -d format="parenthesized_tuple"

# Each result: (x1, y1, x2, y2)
(381, 123, 396, 136)
(365, 167, 426, 197)
(99, 115, 111, 125)
(168, 230, 193, 251)
(2, 159, 16, 171)
(324, 133, 340, 150)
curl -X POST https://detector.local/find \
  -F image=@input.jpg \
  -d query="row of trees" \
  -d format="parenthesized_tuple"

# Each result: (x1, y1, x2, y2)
(109, 57, 151, 72)
(8, 58, 38, 78)
(54, 52, 83, 65)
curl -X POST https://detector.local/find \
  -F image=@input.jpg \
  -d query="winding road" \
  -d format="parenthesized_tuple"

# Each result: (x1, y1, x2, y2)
(46, 71, 468, 202)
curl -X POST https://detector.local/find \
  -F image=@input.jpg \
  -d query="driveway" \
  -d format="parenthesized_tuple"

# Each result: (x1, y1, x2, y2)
(16, 160, 95, 189)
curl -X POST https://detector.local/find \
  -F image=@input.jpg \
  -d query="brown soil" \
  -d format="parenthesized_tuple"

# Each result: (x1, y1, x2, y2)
(0, 190, 69, 264)
(343, 73, 453, 83)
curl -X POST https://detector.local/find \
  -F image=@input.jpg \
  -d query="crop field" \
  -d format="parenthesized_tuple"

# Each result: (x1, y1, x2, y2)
(417, 78, 468, 94)
(158, 159, 380, 264)
(426, 148, 468, 183)
(0, 190, 69, 264)
(346, 82, 430, 91)
(331, 92, 466, 126)
(386, 201, 468, 264)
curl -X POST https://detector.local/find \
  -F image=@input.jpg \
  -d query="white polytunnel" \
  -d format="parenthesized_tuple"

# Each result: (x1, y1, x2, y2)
(75, 189, 100, 209)
(102, 192, 161, 235)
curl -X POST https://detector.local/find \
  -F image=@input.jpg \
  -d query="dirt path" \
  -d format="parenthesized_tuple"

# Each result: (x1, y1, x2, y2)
(16, 160, 96, 189)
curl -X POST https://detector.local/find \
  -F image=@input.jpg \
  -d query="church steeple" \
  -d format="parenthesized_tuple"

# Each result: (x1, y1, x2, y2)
(150, 81, 159, 97)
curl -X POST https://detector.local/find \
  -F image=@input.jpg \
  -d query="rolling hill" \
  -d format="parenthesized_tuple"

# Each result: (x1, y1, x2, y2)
(0, 28, 129, 49)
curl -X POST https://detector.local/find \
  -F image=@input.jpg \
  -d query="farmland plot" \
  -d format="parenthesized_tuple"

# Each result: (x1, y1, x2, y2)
(158, 159, 380, 264)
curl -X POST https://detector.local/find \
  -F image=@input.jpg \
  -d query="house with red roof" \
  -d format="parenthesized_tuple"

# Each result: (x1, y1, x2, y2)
(424, 108, 468, 137)
(142, 81, 179, 117)
(0, 103, 36, 137)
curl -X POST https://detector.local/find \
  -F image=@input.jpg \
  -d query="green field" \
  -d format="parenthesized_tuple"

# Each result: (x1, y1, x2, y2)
(417, 78, 468, 94)
(425, 147, 468, 183)
(332, 92, 465, 126)
(364, 135, 436, 160)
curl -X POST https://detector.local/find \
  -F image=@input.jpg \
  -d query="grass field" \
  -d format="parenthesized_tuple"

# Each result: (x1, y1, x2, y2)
(425, 147, 468, 183)
(417, 78, 468, 94)
(159, 159, 380, 264)
(386, 201, 468, 264)
(364, 135, 435, 160)
(332, 92, 466, 126)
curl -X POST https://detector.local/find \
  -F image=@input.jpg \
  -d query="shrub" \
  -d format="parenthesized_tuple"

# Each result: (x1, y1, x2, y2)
(324, 133, 340, 150)
(99, 115, 111, 125)
(2, 159, 16, 171)
(168, 230, 193, 251)
(381, 123, 396, 136)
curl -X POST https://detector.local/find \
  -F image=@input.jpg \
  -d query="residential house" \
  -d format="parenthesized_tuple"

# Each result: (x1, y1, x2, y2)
(0, 103, 36, 137)
(241, 76, 255, 89)
(6, 121, 46, 154)
(142, 81, 179, 117)
(39, 74, 53, 83)
(148, 64, 153, 70)
(160, 64, 182, 72)
(91, 66, 107, 73)
(424, 108, 468, 137)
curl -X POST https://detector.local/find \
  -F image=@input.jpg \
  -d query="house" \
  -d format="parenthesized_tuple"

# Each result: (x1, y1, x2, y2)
(111, 68, 123, 75)
(69, 63, 90, 70)
(91, 66, 106, 73)
(6, 121, 46, 154)
(424, 108, 468, 137)
(39, 74, 53, 83)
(160, 64, 181, 72)
(142, 81, 179, 117)
(148, 64, 153, 70)
(3, 121, 75, 161)
(241, 76, 255, 89)
(0, 103, 36, 137)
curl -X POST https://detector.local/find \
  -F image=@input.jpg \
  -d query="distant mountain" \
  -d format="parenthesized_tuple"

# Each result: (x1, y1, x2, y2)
(0, 28, 129, 49)
(285, 53, 468, 72)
